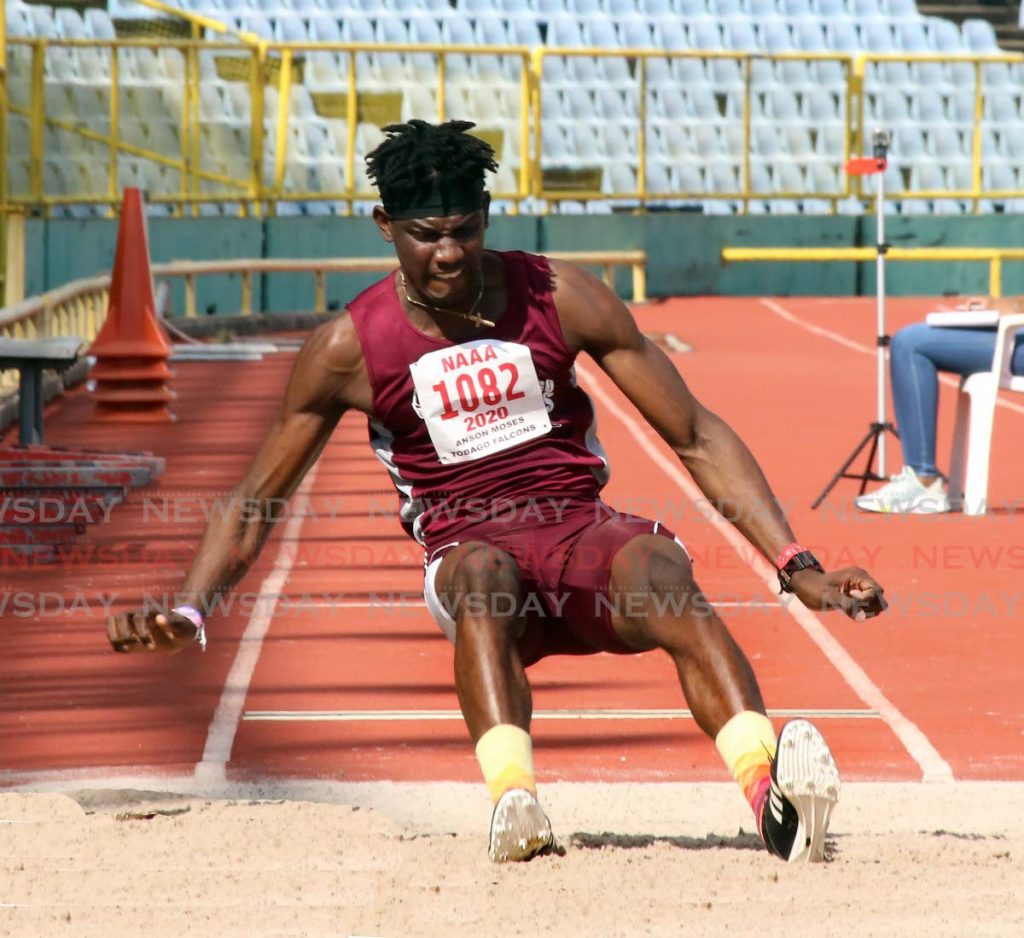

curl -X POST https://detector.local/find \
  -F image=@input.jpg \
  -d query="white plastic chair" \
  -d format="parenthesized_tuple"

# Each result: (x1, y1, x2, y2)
(948, 314, 1024, 515)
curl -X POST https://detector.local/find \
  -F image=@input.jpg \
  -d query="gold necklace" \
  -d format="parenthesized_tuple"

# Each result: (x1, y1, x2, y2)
(398, 271, 494, 329)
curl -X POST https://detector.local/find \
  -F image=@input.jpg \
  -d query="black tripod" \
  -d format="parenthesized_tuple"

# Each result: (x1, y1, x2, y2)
(812, 128, 900, 510)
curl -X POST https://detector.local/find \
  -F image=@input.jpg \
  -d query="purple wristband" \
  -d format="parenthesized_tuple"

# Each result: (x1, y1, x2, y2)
(171, 605, 207, 652)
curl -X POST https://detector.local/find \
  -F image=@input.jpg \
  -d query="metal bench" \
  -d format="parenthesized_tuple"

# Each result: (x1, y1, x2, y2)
(0, 337, 84, 445)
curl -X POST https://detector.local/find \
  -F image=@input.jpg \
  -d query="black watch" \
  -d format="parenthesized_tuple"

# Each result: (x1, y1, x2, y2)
(777, 550, 825, 594)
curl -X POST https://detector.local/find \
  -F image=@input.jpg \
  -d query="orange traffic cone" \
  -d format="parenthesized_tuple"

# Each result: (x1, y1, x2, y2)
(89, 188, 175, 423)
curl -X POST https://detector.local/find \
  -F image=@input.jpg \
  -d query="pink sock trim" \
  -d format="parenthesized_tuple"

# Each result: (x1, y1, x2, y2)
(750, 775, 772, 838)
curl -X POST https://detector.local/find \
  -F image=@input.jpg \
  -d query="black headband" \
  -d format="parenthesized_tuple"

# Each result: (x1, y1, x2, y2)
(382, 175, 486, 220)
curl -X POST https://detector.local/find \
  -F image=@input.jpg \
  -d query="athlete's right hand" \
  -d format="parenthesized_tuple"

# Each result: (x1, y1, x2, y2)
(106, 609, 200, 655)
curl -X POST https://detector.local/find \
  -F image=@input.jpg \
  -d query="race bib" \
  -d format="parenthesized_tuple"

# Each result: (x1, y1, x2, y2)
(409, 340, 552, 465)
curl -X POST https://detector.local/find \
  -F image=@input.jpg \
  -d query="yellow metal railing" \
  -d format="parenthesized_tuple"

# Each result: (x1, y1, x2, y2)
(534, 47, 856, 207)
(157, 250, 645, 316)
(0, 275, 109, 393)
(5, 28, 1024, 215)
(854, 53, 1024, 212)
(0, 249, 644, 392)
(0, 248, 643, 395)
(722, 246, 1024, 297)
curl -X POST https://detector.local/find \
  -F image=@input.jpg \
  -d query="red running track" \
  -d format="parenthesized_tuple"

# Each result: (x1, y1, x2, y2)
(2, 297, 1022, 786)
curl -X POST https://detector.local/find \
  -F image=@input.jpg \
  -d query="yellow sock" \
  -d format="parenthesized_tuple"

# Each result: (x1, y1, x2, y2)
(715, 711, 777, 816)
(475, 724, 536, 804)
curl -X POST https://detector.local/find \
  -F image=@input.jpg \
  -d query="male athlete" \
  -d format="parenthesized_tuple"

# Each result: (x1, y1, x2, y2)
(107, 120, 886, 864)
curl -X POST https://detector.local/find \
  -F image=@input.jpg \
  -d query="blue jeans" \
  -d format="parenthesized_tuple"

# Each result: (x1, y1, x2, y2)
(889, 323, 1024, 477)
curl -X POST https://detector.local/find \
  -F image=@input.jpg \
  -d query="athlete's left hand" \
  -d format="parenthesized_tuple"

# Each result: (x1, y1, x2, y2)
(789, 568, 887, 622)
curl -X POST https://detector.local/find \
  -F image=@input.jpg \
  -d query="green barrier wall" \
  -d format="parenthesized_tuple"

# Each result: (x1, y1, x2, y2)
(35, 218, 263, 315)
(262, 215, 541, 312)
(860, 215, 1024, 297)
(19, 212, 1024, 311)
(540, 214, 861, 296)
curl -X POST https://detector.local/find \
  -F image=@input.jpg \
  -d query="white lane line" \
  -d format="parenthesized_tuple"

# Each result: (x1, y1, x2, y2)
(577, 361, 955, 783)
(760, 297, 1024, 417)
(243, 707, 879, 722)
(196, 464, 321, 783)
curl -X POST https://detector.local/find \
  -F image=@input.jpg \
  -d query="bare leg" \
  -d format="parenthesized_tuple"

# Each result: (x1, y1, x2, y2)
(607, 534, 765, 738)
(433, 543, 553, 862)
(434, 542, 532, 741)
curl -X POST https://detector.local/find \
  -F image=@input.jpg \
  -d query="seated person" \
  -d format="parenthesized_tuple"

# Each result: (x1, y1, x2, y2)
(857, 298, 1024, 513)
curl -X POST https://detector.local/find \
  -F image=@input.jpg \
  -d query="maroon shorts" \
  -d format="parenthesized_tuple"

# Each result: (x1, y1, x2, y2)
(423, 500, 684, 666)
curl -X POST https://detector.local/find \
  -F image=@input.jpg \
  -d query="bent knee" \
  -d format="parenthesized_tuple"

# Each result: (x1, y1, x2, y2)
(434, 542, 525, 630)
(610, 534, 695, 599)
(450, 542, 522, 595)
(891, 323, 928, 357)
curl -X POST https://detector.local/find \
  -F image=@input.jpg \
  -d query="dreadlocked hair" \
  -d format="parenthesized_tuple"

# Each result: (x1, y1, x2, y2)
(366, 120, 498, 210)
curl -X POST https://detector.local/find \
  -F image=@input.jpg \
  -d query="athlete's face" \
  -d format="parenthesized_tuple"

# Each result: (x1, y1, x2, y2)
(374, 198, 490, 308)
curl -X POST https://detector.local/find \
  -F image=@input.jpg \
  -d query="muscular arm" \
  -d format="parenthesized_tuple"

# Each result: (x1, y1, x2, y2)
(550, 260, 885, 618)
(551, 260, 794, 561)
(179, 314, 369, 610)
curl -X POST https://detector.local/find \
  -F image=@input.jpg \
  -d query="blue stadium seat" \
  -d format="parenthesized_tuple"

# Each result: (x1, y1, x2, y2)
(702, 200, 736, 215)
(807, 159, 840, 193)
(811, 122, 843, 157)
(637, 0, 674, 18)
(962, 19, 998, 53)
(509, 17, 543, 45)
(476, 12, 510, 44)
(724, 20, 758, 51)
(56, 8, 88, 39)
(706, 161, 739, 194)
(568, 0, 604, 16)
(847, 0, 881, 17)
(982, 161, 1017, 192)
(884, 0, 920, 17)
(925, 17, 961, 53)
(692, 124, 723, 158)
(688, 18, 724, 50)
(547, 13, 586, 45)
(652, 87, 689, 120)
(786, 124, 815, 156)
(657, 125, 695, 160)
(688, 87, 723, 122)
(928, 126, 965, 160)
(586, 18, 619, 46)
(707, 0, 742, 15)
(871, 89, 910, 124)
(773, 162, 804, 193)
(619, 19, 653, 48)
(780, 0, 813, 16)
(602, 162, 637, 198)
(826, 17, 859, 52)
(674, 163, 704, 193)
(983, 90, 1020, 124)
(895, 18, 929, 53)
(812, 0, 845, 15)
(944, 160, 974, 193)
(5, 5, 33, 37)
(910, 88, 946, 123)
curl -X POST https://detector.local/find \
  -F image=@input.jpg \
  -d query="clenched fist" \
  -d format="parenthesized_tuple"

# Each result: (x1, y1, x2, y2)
(106, 608, 205, 655)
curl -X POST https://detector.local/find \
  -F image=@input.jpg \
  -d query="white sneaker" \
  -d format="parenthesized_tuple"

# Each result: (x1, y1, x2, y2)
(854, 466, 951, 514)
(487, 789, 555, 863)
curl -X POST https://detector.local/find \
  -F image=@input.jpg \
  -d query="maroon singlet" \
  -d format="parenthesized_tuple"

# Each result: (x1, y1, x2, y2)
(348, 250, 610, 553)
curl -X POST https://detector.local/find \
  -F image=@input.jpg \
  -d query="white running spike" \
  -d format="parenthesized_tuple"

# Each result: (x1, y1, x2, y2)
(775, 720, 841, 863)
(488, 789, 555, 863)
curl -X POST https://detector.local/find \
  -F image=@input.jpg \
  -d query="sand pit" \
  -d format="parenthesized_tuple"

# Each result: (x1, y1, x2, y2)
(1, 780, 1022, 936)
